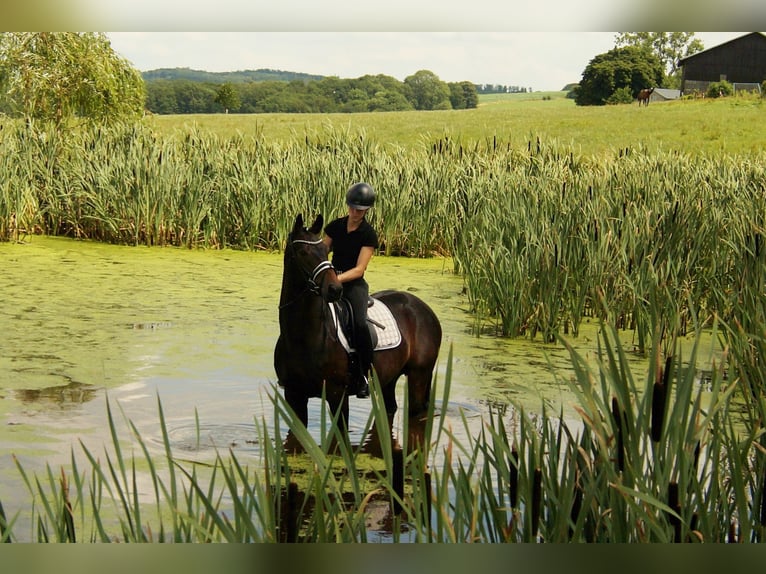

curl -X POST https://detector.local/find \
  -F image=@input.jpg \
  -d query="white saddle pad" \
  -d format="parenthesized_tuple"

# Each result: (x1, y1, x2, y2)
(330, 298, 402, 353)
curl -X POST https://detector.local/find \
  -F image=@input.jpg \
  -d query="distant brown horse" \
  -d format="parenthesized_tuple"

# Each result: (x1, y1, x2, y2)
(637, 87, 654, 106)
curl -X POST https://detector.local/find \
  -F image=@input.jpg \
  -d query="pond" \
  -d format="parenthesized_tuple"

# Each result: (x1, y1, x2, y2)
(0, 236, 717, 538)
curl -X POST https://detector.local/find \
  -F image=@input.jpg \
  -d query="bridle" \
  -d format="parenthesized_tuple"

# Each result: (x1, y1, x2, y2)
(280, 237, 337, 308)
(291, 238, 335, 289)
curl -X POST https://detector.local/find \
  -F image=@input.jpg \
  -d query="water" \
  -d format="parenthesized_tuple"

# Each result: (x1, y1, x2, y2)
(0, 236, 718, 538)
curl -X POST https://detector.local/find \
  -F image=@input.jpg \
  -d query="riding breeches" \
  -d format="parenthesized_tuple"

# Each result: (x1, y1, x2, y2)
(343, 278, 373, 374)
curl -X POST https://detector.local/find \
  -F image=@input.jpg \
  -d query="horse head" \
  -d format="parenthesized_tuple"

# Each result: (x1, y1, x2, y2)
(287, 214, 342, 302)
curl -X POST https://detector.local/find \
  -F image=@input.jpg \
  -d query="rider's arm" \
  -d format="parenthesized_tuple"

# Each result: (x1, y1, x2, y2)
(337, 246, 373, 283)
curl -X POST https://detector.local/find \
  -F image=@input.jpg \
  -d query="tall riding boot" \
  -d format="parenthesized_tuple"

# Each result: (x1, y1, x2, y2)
(355, 320, 373, 399)
(356, 360, 370, 398)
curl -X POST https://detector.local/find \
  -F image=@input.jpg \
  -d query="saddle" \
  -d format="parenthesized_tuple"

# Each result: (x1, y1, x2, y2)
(329, 297, 402, 355)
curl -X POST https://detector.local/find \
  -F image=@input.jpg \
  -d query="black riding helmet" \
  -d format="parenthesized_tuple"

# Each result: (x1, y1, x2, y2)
(345, 182, 376, 210)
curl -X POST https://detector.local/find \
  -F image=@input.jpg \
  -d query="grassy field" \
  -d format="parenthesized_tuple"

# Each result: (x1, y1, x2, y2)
(144, 91, 766, 157)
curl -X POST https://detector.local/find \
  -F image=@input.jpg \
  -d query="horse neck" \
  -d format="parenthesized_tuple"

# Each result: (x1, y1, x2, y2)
(279, 263, 328, 338)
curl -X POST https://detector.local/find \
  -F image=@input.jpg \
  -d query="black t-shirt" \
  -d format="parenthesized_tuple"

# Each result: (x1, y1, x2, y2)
(324, 216, 379, 272)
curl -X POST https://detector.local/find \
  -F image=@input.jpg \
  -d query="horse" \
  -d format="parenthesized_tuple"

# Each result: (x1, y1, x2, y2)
(273, 213, 443, 432)
(637, 87, 654, 106)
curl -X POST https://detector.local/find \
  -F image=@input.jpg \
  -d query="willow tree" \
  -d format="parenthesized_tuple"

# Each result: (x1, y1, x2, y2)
(0, 32, 145, 126)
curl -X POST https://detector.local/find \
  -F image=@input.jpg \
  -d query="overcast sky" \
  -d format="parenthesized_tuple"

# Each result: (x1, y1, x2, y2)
(105, 32, 747, 92)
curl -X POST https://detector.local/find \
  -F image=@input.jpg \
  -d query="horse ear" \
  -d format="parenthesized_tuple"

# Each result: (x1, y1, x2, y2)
(293, 214, 304, 233)
(308, 214, 323, 235)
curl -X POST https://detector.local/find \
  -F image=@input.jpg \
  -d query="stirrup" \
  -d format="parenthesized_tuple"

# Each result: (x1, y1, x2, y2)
(356, 375, 370, 399)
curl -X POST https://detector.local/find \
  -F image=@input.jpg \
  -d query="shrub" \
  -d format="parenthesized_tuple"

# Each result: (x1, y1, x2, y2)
(706, 80, 734, 98)
(606, 86, 634, 105)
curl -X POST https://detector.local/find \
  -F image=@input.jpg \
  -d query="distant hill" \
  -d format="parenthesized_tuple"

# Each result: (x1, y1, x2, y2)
(141, 67, 325, 84)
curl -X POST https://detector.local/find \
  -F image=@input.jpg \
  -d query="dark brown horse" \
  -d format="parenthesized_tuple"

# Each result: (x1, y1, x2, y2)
(637, 87, 654, 106)
(274, 214, 442, 430)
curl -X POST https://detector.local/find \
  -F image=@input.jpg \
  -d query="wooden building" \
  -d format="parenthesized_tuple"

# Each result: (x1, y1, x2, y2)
(648, 88, 681, 103)
(677, 32, 766, 95)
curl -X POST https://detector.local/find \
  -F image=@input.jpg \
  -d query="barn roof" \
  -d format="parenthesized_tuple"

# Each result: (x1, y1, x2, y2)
(677, 32, 766, 67)
(652, 88, 681, 100)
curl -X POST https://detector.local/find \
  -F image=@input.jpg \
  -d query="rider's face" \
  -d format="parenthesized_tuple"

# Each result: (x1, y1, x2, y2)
(348, 206, 367, 221)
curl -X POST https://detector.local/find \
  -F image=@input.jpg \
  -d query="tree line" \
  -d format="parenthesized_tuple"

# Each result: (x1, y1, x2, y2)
(0, 32, 717, 128)
(142, 67, 324, 84)
(145, 69, 479, 114)
(476, 84, 532, 94)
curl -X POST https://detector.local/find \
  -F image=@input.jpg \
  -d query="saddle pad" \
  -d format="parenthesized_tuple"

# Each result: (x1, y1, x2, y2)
(368, 299, 402, 350)
(329, 298, 402, 353)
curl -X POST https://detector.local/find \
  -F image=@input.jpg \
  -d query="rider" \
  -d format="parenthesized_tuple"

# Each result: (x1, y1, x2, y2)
(323, 182, 379, 399)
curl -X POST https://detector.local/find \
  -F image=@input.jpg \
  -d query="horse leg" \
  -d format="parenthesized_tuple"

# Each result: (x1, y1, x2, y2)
(326, 392, 350, 431)
(284, 387, 309, 427)
(406, 367, 433, 418)
(381, 376, 399, 415)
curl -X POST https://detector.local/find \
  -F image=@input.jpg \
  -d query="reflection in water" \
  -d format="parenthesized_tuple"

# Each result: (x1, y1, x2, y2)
(274, 480, 413, 542)
(14, 381, 97, 407)
(276, 411, 427, 542)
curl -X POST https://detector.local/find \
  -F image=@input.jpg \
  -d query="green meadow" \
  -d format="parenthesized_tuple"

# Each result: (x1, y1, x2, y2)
(146, 92, 766, 157)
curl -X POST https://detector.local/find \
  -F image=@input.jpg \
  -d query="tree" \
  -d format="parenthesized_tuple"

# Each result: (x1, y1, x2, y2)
(0, 32, 145, 125)
(368, 89, 412, 111)
(575, 46, 664, 106)
(214, 82, 240, 113)
(448, 82, 466, 109)
(145, 79, 181, 114)
(615, 32, 704, 87)
(172, 80, 217, 113)
(403, 70, 452, 110)
(448, 81, 479, 109)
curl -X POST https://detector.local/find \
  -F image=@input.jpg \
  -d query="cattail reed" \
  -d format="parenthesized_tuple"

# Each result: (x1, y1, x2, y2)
(4, 118, 766, 353)
(760, 464, 766, 528)
(651, 356, 671, 442)
(612, 397, 626, 472)
(509, 446, 519, 508)
(284, 482, 300, 543)
(668, 482, 681, 542)
(392, 448, 404, 516)
(530, 467, 542, 540)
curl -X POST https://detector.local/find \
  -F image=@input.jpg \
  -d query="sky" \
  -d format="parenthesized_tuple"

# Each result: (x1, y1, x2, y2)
(4, 0, 762, 91)
(105, 32, 749, 92)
